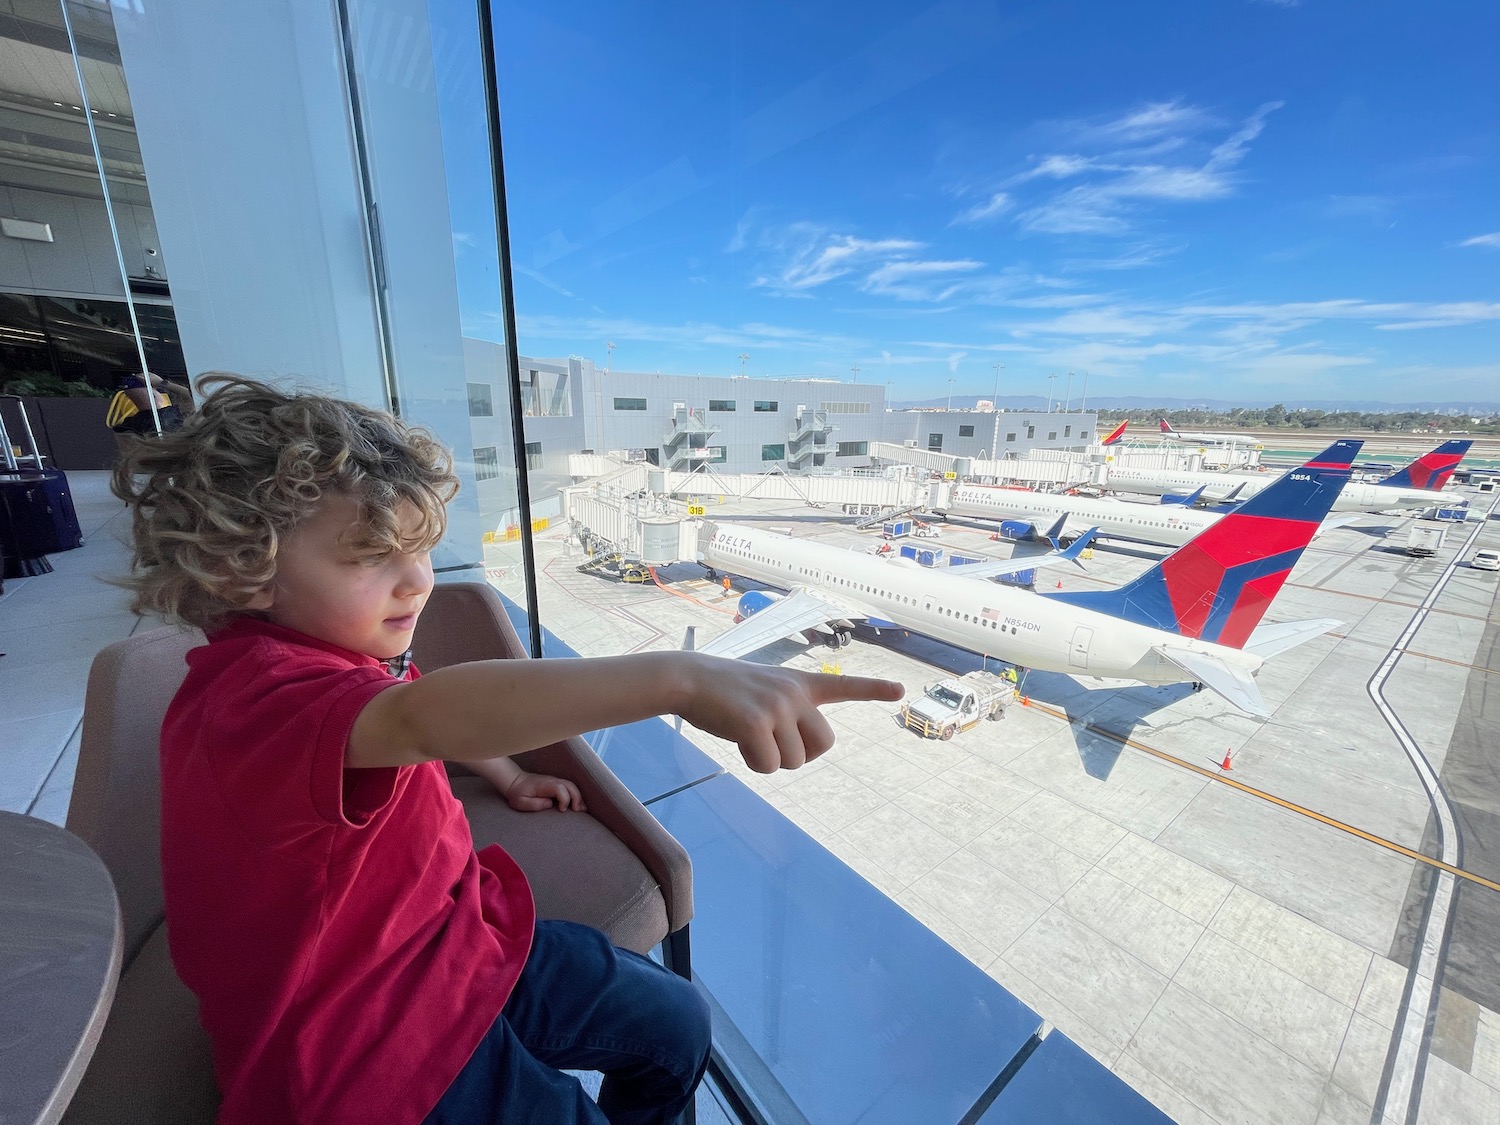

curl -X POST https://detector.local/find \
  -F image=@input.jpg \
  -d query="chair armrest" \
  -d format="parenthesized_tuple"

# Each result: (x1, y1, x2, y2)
(415, 582, 693, 932)
(515, 737, 694, 934)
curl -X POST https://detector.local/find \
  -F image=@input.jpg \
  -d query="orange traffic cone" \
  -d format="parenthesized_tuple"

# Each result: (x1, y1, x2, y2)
(1055, 579, 1063, 589)
(1020, 695, 1031, 707)
(1220, 749, 1234, 770)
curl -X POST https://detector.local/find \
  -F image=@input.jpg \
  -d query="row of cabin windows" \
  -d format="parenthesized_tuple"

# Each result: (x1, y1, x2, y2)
(721, 543, 1024, 634)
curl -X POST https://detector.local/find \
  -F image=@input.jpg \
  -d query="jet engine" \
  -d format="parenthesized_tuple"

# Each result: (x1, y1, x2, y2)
(734, 590, 780, 623)
(994, 519, 1037, 542)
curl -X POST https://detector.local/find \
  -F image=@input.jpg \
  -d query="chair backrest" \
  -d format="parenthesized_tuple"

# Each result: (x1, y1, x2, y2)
(68, 624, 201, 965)
(411, 580, 529, 670)
(67, 584, 520, 964)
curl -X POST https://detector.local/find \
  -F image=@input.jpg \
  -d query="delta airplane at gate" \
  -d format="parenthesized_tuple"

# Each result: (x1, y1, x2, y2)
(940, 483, 1221, 548)
(697, 441, 1362, 718)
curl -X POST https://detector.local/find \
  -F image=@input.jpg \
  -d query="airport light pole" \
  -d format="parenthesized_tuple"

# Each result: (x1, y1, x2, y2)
(1047, 373, 1056, 412)
(738, 352, 749, 376)
(1065, 370, 1073, 412)
(991, 361, 1004, 406)
(1081, 371, 1089, 411)
(947, 377, 955, 412)
(851, 365, 860, 384)
(606, 341, 615, 375)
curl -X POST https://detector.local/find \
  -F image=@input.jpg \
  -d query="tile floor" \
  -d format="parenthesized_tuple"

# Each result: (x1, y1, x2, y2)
(1, 471, 147, 823)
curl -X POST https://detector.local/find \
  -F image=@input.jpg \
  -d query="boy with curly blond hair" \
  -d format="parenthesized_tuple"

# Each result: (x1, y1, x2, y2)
(114, 375, 901, 1125)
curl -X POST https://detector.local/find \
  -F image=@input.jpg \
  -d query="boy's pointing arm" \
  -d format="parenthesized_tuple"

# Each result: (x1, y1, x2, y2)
(349, 651, 902, 774)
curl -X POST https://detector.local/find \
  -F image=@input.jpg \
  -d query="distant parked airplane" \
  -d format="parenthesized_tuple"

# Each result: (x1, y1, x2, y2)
(696, 440, 1360, 717)
(1157, 418, 1261, 446)
(1099, 420, 1129, 446)
(938, 482, 1220, 548)
(1106, 440, 1471, 513)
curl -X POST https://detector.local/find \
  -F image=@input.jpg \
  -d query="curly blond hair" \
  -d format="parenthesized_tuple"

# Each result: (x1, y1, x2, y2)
(113, 374, 459, 631)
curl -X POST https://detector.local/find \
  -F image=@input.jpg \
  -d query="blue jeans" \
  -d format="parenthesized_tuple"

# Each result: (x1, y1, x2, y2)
(424, 921, 711, 1125)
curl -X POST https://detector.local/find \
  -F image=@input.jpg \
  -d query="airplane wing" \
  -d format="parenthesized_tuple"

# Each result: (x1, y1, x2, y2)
(949, 528, 1098, 580)
(1242, 618, 1341, 660)
(697, 588, 862, 660)
(1155, 645, 1269, 718)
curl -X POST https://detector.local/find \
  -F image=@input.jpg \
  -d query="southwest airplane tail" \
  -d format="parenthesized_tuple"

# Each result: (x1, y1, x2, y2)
(1377, 439, 1471, 491)
(1046, 440, 1359, 650)
(1100, 419, 1129, 445)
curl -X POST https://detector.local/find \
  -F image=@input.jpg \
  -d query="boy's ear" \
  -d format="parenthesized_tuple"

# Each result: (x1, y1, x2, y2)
(244, 586, 275, 611)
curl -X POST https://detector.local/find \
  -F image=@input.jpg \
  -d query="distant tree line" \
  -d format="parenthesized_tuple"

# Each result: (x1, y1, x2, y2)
(1106, 406, 1499, 434)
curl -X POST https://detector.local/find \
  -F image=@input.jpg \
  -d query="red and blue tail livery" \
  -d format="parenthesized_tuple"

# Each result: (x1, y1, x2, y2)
(1046, 440, 1360, 649)
(1377, 439, 1470, 492)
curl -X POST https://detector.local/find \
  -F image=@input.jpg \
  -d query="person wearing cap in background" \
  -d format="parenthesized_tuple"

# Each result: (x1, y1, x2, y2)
(108, 369, 192, 435)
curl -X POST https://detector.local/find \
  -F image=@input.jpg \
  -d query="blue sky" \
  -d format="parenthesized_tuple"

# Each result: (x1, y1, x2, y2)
(482, 0, 1499, 405)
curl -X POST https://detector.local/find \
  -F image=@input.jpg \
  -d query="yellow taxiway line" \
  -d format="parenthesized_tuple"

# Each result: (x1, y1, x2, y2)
(1025, 699, 1500, 895)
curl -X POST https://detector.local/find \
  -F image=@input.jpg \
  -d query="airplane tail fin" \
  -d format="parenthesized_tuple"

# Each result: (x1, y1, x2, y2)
(1100, 420, 1128, 446)
(1045, 440, 1360, 649)
(1158, 418, 1177, 436)
(1378, 439, 1471, 491)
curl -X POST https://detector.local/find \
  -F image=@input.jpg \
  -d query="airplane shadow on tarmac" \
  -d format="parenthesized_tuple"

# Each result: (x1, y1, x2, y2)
(855, 626, 1202, 781)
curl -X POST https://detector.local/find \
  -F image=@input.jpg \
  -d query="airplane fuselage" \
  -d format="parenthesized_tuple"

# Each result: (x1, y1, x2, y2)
(944, 483, 1218, 548)
(1105, 466, 1445, 512)
(700, 523, 1261, 688)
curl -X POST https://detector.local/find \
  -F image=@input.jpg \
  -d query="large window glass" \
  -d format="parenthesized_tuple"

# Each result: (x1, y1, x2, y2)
(488, 4, 1497, 1123)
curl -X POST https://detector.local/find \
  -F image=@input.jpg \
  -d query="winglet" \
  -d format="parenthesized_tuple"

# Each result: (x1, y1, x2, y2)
(1042, 512, 1069, 549)
(1161, 485, 1206, 507)
(1059, 527, 1097, 569)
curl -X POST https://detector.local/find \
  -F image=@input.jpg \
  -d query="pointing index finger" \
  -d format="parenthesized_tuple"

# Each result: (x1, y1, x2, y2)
(808, 674, 904, 705)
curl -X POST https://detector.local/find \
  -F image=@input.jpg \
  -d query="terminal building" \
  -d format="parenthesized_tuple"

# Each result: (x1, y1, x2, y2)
(460, 345, 1098, 519)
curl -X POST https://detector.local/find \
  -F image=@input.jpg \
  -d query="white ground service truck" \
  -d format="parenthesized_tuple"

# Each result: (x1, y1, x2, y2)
(901, 671, 1016, 740)
(1406, 521, 1447, 557)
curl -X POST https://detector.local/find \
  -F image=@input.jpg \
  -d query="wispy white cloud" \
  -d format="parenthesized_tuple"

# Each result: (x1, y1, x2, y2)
(1083, 100, 1219, 144)
(952, 192, 1012, 225)
(752, 226, 922, 292)
(861, 258, 984, 301)
(1206, 101, 1281, 170)
(1459, 231, 1500, 249)
(1006, 154, 1096, 185)
(513, 311, 866, 357)
(1177, 298, 1500, 327)
(1007, 101, 1282, 236)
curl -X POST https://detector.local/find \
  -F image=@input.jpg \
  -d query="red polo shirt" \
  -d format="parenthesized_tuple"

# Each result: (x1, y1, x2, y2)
(160, 618, 535, 1125)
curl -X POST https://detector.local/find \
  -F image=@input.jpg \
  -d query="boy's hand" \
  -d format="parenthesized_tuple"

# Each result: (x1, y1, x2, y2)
(677, 657, 903, 774)
(504, 770, 586, 813)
